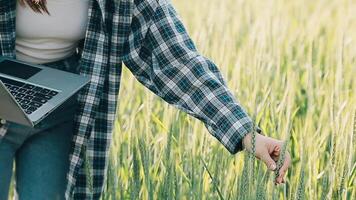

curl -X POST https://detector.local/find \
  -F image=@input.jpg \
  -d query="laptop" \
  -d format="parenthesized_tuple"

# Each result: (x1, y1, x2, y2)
(0, 56, 90, 127)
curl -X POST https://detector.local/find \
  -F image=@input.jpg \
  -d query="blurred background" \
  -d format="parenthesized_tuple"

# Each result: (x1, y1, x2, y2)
(107, 0, 355, 199)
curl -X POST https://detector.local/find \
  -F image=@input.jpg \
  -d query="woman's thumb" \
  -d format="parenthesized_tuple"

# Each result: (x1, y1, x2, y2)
(261, 153, 277, 171)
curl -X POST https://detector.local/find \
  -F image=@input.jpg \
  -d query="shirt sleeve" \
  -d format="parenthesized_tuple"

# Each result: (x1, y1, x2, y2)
(122, 0, 255, 154)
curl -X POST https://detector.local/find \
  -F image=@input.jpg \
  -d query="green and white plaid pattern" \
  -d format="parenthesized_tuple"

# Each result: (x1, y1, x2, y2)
(0, 0, 255, 199)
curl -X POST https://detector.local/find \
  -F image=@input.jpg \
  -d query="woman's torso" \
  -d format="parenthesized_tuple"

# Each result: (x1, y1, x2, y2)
(15, 0, 90, 64)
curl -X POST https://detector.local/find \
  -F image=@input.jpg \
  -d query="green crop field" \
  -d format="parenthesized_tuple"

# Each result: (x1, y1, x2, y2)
(9, 0, 356, 199)
(102, 0, 356, 199)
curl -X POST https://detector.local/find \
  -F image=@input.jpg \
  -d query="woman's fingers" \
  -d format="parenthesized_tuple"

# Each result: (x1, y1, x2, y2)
(271, 145, 281, 161)
(273, 146, 280, 156)
(260, 150, 277, 171)
(276, 152, 291, 184)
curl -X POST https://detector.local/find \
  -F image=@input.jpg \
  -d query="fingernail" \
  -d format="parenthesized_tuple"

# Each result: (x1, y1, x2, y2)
(270, 164, 276, 170)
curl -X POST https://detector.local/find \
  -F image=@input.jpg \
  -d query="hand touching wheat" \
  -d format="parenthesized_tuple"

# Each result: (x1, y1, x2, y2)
(242, 132, 291, 185)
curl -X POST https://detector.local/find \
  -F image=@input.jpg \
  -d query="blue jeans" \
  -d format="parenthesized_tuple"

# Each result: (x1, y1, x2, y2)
(0, 53, 81, 200)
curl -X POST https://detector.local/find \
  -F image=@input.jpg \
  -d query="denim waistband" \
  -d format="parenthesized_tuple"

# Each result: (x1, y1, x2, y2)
(42, 52, 81, 74)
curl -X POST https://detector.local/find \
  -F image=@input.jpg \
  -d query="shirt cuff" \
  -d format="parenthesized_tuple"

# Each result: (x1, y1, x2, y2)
(206, 115, 255, 154)
(206, 112, 263, 154)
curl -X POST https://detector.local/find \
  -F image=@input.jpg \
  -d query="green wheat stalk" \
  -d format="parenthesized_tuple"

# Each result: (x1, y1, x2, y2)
(201, 157, 225, 200)
(84, 147, 94, 193)
(131, 142, 141, 200)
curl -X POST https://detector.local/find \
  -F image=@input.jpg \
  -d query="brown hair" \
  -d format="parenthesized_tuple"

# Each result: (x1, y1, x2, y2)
(19, 0, 50, 15)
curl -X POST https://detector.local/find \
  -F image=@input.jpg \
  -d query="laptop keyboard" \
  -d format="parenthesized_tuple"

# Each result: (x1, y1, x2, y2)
(0, 77, 59, 115)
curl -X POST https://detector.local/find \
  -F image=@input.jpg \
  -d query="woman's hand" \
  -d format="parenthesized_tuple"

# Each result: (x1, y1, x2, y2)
(242, 132, 291, 185)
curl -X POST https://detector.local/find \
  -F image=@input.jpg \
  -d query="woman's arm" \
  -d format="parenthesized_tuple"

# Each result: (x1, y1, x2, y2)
(122, 0, 291, 183)
(122, 0, 291, 184)
(122, 0, 290, 183)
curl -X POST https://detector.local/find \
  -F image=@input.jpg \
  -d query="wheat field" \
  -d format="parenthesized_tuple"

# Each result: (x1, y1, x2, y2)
(103, 0, 356, 199)
(8, 0, 356, 199)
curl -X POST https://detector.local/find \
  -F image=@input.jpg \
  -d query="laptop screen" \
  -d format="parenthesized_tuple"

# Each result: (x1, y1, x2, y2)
(0, 60, 42, 79)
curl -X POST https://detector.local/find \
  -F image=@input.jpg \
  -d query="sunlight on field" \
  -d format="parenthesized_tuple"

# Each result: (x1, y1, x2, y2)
(104, 0, 356, 199)
(8, 0, 355, 199)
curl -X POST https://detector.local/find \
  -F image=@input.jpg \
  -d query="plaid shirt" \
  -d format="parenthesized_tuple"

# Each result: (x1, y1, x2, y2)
(0, 0, 257, 199)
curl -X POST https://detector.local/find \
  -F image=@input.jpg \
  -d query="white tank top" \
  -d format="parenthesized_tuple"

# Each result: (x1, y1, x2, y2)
(15, 0, 90, 64)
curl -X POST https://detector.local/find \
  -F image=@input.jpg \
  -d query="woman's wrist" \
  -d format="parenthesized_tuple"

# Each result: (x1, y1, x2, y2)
(242, 126, 264, 151)
(242, 131, 265, 152)
(242, 132, 252, 151)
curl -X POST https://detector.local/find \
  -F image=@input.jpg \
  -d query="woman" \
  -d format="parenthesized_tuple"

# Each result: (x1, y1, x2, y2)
(0, 0, 291, 199)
